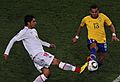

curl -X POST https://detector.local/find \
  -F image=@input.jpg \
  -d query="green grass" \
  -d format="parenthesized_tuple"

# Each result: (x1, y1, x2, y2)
(0, 0, 120, 82)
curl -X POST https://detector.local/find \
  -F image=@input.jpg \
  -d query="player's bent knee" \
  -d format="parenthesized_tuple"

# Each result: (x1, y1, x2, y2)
(52, 58, 61, 65)
(90, 43, 97, 48)
(42, 68, 50, 77)
(90, 43, 98, 50)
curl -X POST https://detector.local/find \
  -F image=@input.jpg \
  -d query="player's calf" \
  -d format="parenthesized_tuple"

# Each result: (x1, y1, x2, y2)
(33, 74, 47, 82)
(33, 68, 50, 82)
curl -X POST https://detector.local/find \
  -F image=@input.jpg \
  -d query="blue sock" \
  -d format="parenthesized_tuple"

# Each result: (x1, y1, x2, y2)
(90, 48, 97, 60)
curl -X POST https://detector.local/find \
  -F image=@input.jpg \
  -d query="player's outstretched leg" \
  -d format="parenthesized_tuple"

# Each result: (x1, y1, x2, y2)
(97, 52, 106, 67)
(89, 43, 97, 60)
(52, 58, 88, 74)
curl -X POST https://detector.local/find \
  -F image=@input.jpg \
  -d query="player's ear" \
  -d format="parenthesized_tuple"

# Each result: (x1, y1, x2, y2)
(27, 22, 31, 25)
(27, 22, 30, 25)
(97, 10, 99, 13)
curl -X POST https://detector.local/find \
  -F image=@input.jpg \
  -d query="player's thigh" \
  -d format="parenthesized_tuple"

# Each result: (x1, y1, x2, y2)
(33, 52, 54, 68)
(87, 39, 98, 50)
(97, 43, 107, 60)
(33, 63, 50, 77)
(51, 58, 61, 65)
(33, 62, 43, 73)
(97, 43, 107, 53)
(90, 43, 98, 49)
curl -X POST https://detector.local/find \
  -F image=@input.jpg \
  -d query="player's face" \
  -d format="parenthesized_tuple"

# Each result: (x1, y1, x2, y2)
(90, 8, 99, 18)
(28, 18, 37, 28)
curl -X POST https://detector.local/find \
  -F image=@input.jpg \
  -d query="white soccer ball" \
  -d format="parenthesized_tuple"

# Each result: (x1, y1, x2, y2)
(88, 60, 98, 71)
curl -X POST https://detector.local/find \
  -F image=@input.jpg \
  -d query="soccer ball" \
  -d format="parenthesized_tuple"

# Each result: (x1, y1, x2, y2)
(88, 60, 98, 71)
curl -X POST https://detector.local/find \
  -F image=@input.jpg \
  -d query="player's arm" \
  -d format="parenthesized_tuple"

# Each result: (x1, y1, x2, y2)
(72, 26, 83, 43)
(103, 13, 119, 41)
(39, 39, 56, 48)
(4, 37, 17, 60)
(109, 24, 119, 41)
(72, 18, 85, 43)
(4, 29, 27, 60)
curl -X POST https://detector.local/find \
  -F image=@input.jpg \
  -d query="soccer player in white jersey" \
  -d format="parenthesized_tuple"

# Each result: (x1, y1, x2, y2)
(4, 15, 88, 82)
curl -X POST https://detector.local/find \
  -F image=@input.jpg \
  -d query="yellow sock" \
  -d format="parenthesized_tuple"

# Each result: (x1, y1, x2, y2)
(80, 62, 88, 73)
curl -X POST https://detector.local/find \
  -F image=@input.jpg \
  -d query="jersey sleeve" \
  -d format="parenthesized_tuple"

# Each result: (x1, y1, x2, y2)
(34, 29, 50, 47)
(4, 29, 27, 55)
(15, 29, 28, 41)
(102, 13, 112, 26)
(4, 36, 17, 55)
(39, 39, 50, 47)
(80, 17, 86, 27)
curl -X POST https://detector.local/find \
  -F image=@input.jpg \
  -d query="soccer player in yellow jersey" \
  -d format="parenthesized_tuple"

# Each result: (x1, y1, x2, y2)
(72, 4, 119, 66)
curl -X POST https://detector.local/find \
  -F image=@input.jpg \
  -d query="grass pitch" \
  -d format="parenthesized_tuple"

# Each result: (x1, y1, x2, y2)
(0, 0, 120, 82)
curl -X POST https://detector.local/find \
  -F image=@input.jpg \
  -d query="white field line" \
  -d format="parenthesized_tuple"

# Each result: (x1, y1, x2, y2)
(113, 75, 120, 82)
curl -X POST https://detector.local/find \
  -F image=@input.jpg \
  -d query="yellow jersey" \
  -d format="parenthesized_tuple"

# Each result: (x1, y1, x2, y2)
(80, 13, 112, 43)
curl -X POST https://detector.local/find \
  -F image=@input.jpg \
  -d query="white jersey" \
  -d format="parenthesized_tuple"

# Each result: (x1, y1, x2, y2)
(4, 26, 50, 59)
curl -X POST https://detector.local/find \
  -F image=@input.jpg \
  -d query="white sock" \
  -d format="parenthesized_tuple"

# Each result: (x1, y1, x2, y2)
(33, 74, 47, 82)
(59, 62, 76, 71)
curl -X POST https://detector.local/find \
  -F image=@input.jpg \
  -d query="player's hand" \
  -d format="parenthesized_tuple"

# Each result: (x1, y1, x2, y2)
(112, 36, 120, 41)
(72, 37, 78, 43)
(50, 44, 56, 48)
(4, 54, 9, 60)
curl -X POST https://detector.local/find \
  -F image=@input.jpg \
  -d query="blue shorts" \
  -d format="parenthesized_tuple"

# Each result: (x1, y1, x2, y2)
(87, 39, 107, 53)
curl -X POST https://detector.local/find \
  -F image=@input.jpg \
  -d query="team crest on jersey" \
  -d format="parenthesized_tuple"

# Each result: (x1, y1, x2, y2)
(98, 17, 102, 22)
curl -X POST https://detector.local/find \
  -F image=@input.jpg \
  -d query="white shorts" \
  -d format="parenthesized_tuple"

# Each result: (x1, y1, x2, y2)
(33, 52, 54, 73)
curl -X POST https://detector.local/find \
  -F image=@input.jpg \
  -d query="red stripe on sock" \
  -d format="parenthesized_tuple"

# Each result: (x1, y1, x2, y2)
(74, 67, 81, 73)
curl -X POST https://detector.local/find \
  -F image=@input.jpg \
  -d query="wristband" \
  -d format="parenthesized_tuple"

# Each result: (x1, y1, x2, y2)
(112, 33, 116, 36)
(75, 35, 79, 39)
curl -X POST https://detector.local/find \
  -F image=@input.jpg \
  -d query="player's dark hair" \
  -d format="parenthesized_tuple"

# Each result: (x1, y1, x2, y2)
(24, 15, 35, 26)
(90, 4, 99, 11)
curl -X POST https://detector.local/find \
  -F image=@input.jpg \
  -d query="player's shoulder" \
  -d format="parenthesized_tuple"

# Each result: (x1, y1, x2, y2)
(99, 13, 104, 15)
(82, 15, 91, 20)
(99, 13, 108, 17)
(19, 26, 29, 34)
(32, 28, 37, 31)
(84, 15, 90, 18)
(23, 26, 29, 30)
